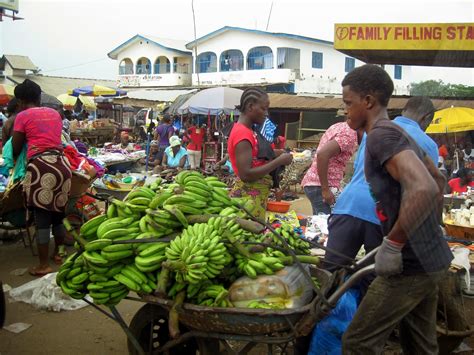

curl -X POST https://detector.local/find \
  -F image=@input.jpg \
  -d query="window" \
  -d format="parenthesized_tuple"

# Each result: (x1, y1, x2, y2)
(196, 52, 217, 73)
(247, 46, 273, 70)
(154, 56, 170, 74)
(220, 50, 244, 72)
(345, 57, 355, 72)
(119, 58, 133, 75)
(312, 52, 323, 69)
(394, 65, 402, 80)
(277, 48, 300, 69)
(136, 57, 151, 74)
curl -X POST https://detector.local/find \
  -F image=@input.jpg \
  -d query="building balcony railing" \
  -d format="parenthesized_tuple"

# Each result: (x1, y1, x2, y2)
(154, 63, 171, 74)
(119, 66, 133, 75)
(136, 64, 151, 75)
(173, 63, 191, 74)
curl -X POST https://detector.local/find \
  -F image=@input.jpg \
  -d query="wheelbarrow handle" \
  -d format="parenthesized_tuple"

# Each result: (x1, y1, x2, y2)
(325, 264, 376, 309)
(350, 246, 380, 270)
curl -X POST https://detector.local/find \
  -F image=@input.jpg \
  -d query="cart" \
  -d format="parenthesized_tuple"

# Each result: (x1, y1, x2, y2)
(82, 244, 378, 355)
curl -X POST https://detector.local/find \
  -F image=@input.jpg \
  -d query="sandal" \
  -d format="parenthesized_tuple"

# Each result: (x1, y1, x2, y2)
(51, 246, 67, 265)
(29, 266, 53, 277)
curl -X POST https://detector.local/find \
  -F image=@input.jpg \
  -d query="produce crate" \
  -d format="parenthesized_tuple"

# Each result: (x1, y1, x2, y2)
(444, 223, 474, 241)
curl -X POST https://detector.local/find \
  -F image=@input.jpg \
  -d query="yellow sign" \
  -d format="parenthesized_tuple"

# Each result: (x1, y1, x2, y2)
(334, 23, 474, 51)
(0, 0, 19, 12)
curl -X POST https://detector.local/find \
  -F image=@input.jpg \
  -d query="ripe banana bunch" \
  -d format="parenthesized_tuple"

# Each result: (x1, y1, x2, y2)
(195, 284, 233, 307)
(164, 222, 230, 285)
(272, 224, 311, 255)
(235, 252, 286, 279)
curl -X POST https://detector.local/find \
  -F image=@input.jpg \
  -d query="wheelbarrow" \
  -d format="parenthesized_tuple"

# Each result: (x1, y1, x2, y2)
(82, 248, 378, 355)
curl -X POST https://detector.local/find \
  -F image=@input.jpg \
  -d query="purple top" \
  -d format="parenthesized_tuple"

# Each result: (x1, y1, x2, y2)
(156, 124, 174, 147)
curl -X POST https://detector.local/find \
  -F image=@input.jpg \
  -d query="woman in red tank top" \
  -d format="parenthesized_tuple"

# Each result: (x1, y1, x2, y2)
(228, 88, 293, 218)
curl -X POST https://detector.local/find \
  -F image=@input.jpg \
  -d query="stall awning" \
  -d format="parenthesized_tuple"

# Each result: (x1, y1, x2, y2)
(334, 23, 474, 67)
(267, 93, 474, 111)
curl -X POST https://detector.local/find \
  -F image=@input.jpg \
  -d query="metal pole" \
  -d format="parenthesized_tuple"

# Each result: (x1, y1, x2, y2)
(109, 306, 146, 355)
(145, 133, 151, 172)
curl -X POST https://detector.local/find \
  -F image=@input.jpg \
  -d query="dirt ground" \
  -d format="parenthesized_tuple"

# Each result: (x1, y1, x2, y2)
(0, 196, 473, 354)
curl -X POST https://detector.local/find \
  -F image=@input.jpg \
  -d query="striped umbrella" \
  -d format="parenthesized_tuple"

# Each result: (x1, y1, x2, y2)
(0, 84, 15, 105)
(68, 84, 126, 97)
(57, 94, 97, 110)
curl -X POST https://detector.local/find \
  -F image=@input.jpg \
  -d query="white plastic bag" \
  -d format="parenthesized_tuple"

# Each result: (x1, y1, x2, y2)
(229, 265, 314, 309)
(9, 272, 90, 312)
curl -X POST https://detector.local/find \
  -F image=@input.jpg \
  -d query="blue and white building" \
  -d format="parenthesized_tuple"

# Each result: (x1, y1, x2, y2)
(109, 26, 412, 95)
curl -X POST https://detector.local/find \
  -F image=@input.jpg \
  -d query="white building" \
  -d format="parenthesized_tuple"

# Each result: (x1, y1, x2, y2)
(109, 27, 412, 95)
(108, 34, 193, 88)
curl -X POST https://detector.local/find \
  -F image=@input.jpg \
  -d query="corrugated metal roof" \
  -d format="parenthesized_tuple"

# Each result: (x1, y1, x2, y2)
(1, 55, 37, 70)
(6, 75, 116, 97)
(268, 93, 474, 111)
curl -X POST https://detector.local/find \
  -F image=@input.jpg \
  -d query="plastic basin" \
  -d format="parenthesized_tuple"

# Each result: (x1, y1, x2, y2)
(266, 201, 291, 213)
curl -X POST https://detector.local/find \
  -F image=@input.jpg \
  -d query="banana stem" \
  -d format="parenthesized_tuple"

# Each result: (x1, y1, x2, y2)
(281, 255, 320, 266)
(186, 214, 264, 234)
(156, 266, 170, 297)
(62, 218, 88, 249)
(225, 233, 251, 258)
(162, 260, 186, 271)
(168, 290, 186, 339)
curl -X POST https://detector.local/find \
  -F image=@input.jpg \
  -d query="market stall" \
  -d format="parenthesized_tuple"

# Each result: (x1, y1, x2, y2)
(177, 87, 243, 168)
(92, 149, 146, 173)
(69, 119, 116, 147)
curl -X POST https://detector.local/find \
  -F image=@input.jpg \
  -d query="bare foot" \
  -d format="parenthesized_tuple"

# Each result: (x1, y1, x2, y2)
(29, 265, 53, 277)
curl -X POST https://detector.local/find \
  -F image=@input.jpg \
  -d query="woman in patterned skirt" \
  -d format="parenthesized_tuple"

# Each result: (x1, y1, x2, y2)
(12, 79, 72, 276)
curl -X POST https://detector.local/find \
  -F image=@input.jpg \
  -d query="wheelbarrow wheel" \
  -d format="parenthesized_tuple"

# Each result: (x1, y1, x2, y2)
(128, 304, 198, 355)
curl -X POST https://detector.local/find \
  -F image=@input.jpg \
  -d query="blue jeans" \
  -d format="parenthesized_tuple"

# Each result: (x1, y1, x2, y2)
(304, 186, 331, 215)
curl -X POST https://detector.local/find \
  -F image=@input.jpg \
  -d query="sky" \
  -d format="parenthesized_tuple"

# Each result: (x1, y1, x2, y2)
(0, 0, 473, 85)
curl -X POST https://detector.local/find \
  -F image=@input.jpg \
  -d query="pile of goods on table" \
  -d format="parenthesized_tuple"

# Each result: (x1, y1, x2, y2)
(58, 171, 319, 311)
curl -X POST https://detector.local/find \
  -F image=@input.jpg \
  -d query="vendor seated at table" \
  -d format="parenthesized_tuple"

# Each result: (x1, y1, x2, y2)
(140, 140, 161, 168)
(113, 131, 135, 152)
(448, 168, 474, 193)
(162, 135, 188, 169)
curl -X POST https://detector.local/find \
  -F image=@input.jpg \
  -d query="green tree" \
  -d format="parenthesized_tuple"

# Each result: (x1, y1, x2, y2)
(410, 80, 474, 97)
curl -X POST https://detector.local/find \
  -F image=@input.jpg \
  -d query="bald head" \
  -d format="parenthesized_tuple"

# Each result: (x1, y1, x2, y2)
(402, 96, 435, 131)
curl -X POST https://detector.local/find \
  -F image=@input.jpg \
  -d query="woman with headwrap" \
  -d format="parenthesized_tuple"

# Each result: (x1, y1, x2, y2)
(113, 131, 135, 152)
(12, 79, 72, 276)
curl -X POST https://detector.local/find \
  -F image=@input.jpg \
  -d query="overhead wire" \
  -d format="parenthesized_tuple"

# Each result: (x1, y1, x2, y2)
(41, 58, 108, 74)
